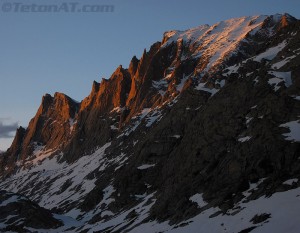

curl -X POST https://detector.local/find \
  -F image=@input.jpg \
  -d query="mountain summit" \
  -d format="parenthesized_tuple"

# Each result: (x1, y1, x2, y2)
(1, 14, 300, 233)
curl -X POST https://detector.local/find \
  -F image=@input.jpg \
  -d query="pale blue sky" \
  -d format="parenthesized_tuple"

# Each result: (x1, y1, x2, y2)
(1, 0, 300, 150)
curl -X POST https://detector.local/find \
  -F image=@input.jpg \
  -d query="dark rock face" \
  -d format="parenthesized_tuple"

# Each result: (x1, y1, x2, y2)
(0, 190, 62, 232)
(0, 14, 300, 233)
(250, 213, 271, 224)
(0, 127, 26, 174)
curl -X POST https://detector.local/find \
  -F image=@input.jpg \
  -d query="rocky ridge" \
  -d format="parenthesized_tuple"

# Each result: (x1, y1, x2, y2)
(0, 13, 300, 233)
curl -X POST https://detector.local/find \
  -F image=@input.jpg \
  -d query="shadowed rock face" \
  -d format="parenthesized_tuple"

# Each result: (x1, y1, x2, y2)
(0, 14, 300, 233)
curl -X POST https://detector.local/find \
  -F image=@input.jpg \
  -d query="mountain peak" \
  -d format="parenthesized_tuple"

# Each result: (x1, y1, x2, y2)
(1, 13, 300, 232)
(40, 93, 54, 113)
(129, 56, 139, 76)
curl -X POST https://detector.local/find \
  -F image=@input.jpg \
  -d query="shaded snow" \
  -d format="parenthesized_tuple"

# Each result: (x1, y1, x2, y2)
(82, 193, 157, 233)
(100, 185, 115, 206)
(0, 143, 112, 211)
(0, 195, 25, 207)
(130, 187, 300, 233)
(292, 96, 300, 101)
(280, 120, 300, 142)
(268, 71, 292, 91)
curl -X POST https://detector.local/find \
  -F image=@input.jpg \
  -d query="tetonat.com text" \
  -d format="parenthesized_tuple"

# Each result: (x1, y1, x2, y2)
(1, 2, 115, 13)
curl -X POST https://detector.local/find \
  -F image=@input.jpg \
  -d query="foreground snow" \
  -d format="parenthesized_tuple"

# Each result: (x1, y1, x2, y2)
(129, 186, 300, 233)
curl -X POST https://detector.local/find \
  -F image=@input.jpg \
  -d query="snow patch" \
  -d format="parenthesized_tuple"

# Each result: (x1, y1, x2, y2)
(223, 64, 240, 76)
(268, 71, 292, 91)
(280, 120, 300, 142)
(110, 125, 118, 130)
(152, 79, 168, 96)
(176, 75, 189, 92)
(145, 109, 163, 127)
(238, 136, 252, 142)
(196, 82, 219, 96)
(292, 96, 300, 101)
(137, 164, 155, 170)
(253, 41, 287, 62)
(283, 178, 298, 186)
(271, 55, 296, 69)
(69, 118, 77, 132)
(189, 193, 207, 208)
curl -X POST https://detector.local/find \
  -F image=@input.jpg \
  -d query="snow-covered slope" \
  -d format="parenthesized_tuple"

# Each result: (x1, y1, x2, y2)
(161, 14, 293, 75)
(163, 16, 266, 71)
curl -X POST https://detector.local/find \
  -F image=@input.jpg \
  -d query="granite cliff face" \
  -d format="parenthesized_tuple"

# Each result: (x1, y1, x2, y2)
(1, 14, 300, 233)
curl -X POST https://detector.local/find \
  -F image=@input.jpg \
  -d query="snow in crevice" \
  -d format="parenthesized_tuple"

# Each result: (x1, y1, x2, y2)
(271, 55, 296, 69)
(123, 108, 164, 135)
(238, 136, 252, 142)
(176, 74, 190, 92)
(145, 109, 163, 127)
(152, 79, 168, 96)
(69, 118, 77, 132)
(137, 164, 155, 170)
(124, 108, 151, 136)
(110, 107, 125, 113)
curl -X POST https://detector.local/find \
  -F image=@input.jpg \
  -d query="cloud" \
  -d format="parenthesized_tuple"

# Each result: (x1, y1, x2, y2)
(0, 120, 18, 138)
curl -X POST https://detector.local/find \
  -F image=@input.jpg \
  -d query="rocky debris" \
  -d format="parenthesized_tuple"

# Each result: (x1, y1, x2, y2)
(0, 190, 62, 232)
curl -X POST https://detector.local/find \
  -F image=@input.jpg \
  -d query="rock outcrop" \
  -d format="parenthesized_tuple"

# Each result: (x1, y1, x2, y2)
(0, 190, 63, 232)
